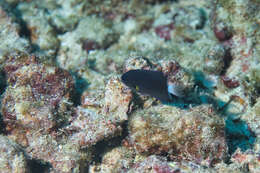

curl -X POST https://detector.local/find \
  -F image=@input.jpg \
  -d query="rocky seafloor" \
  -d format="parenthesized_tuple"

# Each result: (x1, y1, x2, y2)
(0, 0, 259, 172)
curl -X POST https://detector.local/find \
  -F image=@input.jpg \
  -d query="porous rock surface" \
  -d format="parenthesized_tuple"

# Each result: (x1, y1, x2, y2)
(0, 53, 131, 172)
(0, 0, 259, 172)
(0, 135, 29, 173)
(128, 105, 228, 166)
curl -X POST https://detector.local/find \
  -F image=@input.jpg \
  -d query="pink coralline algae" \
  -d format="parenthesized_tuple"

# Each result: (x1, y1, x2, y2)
(213, 25, 233, 42)
(127, 155, 177, 173)
(159, 60, 195, 93)
(221, 76, 240, 88)
(82, 39, 101, 53)
(0, 53, 109, 172)
(231, 149, 260, 173)
(0, 52, 136, 172)
(2, 53, 74, 145)
(155, 23, 174, 41)
(1, 53, 92, 172)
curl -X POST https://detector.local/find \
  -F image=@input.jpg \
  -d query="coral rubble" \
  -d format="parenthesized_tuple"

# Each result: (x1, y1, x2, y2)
(0, 135, 29, 173)
(0, 0, 259, 172)
(128, 105, 228, 166)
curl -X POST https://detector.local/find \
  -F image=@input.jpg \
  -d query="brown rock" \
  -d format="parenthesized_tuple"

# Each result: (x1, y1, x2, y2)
(128, 105, 228, 166)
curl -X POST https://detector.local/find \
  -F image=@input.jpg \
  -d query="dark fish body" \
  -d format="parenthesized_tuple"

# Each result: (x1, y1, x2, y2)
(121, 69, 171, 102)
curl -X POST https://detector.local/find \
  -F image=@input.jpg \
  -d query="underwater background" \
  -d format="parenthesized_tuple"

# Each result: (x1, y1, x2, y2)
(0, 0, 259, 172)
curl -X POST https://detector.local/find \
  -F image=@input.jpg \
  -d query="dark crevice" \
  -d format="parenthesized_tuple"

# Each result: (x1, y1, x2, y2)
(225, 117, 256, 156)
(102, 33, 120, 50)
(70, 72, 90, 106)
(0, 71, 7, 95)
(27, 158, 52, 173)
(5, 4, 41, 54)
(6, 5, 31, 39)
(249, 89, 258, 107)
(220, 48, 232, 75)
(0, 114, 6, 135)
(195, 8, 207, 30)
(91, 121, 129, 164)
(145, 0, 179, 5)
(0, 71, 7, 134)
(17, 17, 31, 39)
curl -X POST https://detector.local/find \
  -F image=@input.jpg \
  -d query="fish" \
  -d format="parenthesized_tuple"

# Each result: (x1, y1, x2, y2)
(121, 69, 185, 102)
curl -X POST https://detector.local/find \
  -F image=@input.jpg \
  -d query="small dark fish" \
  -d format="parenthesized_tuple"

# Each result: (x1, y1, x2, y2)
(121, 69, 184, 102)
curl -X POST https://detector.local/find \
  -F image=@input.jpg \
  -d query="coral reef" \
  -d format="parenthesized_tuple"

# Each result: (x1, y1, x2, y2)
(16, 3, 60, 58)
(1, 52, 133, 172)
(127, 155, 177, 173)
(103, 76, 134, 121)
(231, 149, 260, 173)
(0, 5, 29, 61)
(128, 105, 228, 166)
(0, 0, 259, 172)
(1, 52, 91, 172)
(57, 16, 118, 71)
(65, 106, 122, 148)
(89, 146, 135, 172)
(0, 135, 29, 173)
(2, 53, 74, 142)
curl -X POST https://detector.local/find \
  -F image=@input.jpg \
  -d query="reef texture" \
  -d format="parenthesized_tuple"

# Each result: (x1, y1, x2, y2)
(17, 3, 60, 58)
(0, 135, 29, 173)
(230, 149, 260, 173)
(2, 53, 72, 142)
(0, 0, 259, 172)
(1, 53, 90, 172)
(128, 105, 228, 166)
(0, 5, 29, 61)
(89, 146, 136, 172)
(126, 155, 215, 173)
(0, 53, 131, 172)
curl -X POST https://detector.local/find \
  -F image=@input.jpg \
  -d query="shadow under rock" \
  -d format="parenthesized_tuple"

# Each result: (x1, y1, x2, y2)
(7, 4, 31, 39)
(91, 121, 129, 164)
(225, 115, 256, 155)
(70, 72, 90, 106)
(0, 114, 6, 134)
(27, 159, 52, 173)
(0, 71, 7, 95)
(0, 71, 7, 134)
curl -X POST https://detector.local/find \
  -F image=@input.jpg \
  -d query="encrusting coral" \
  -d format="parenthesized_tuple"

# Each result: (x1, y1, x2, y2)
(1, 52, 133, 172)
(0, 135, 29, 173)
(0, 0, 259, 172)
(128, 104, 228, 166)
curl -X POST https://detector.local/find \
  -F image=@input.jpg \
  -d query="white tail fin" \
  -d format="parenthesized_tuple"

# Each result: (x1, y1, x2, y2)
(168, 84, 185, 98)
